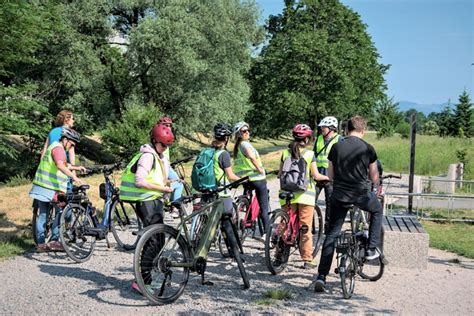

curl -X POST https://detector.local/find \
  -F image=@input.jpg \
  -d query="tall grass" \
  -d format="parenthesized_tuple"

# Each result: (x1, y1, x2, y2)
(365, 134, 473, 179)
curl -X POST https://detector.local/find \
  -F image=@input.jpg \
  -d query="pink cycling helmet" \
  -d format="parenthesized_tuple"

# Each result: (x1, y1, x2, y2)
(292, 124, 313, 140)
(158, 116, 173, 126)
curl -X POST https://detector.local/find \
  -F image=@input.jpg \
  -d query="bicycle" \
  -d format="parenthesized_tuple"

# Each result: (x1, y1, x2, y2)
(334, 174, 400, 299)
(164, 156, 194, 217)
(59, 163, 142, 262)
(32, 199, 62, 245)
(234, 170, 278, 243)
(133, 176, 250, 305)
(264, 191, 324, 275)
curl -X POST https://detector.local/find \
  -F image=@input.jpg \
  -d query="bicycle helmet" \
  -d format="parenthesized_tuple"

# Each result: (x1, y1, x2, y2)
(233, 121, 249, 135)
(60, 127, 81, 143)
(292, 124, 313, 140)
(213, 123, 232, 140)
(318, 116, 338, 129)
(151, 124, 174, 145)
(158, 116, 173, 126)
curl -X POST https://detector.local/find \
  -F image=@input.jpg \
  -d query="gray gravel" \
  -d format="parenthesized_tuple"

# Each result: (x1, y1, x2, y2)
(1, 178, 473, 314)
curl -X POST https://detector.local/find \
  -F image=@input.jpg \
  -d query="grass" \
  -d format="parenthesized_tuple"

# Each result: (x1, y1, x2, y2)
(422, 221, 474, 259)
(255, 288, 294, 305)
(420, 208, 474, 220)
(364, 134, 473, 179)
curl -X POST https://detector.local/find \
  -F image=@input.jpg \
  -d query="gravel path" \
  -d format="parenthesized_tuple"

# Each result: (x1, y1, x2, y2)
(1, 179, 473, 315)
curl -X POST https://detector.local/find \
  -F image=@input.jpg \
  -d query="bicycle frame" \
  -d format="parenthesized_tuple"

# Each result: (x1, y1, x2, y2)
(283, 205, 300, 245)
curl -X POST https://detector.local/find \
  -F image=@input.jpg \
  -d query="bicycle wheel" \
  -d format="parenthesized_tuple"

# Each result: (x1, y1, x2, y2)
(110, 199, 142, 250)
(340, 254, 356, 299)
(264, 209, 290, 275)
(311, 206, 324, 258)
(59, 204, 96, 263)
(221, 218, 250, 289)
(358, 243, 385, 281)
(133, 224, 191, 305)
(235, 196, 250, 242)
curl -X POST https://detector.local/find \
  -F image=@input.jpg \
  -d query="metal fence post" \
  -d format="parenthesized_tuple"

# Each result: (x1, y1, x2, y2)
(408, 113, 417, 214)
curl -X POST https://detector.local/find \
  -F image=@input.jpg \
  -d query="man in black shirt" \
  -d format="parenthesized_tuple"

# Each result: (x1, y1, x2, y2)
(314, 116, 383, 292)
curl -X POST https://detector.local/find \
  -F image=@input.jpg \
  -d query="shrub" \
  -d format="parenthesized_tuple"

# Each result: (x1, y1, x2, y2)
(396, 122, 410, 139)
(423, 120, 439, 136)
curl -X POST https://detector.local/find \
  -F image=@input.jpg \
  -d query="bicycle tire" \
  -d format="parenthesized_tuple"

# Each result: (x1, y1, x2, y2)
(359, 251, 385, 281)
(221, 218, 250, 289)
(59, 203, 96, 263)
(235, 196, 250, 242)
(110, 199, 141, 250)
(311, 205, 324, 258)
(133, 224, 191, 305)
(264, 209, 290, 275)
(340, 253, 356, 299)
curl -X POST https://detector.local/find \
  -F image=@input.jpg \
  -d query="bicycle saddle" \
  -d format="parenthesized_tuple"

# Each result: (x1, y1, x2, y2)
(72, 184, 90, 192)
(278, 192, 294, 200)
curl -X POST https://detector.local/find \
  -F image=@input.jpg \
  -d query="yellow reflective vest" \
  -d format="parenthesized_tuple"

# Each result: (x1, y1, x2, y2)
(315, 134, 341, 169)
(233, 141, 266, 182)
(33, 142, 68, 193)
(119, 151, 166, 201)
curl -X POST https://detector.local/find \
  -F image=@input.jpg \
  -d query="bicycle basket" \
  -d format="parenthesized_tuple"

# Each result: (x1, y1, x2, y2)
(335, 231, 354, 252)
(99, 183, 106, 200)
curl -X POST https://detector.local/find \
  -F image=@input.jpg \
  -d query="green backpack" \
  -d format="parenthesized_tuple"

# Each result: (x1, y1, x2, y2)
(191, 148, 218, 191)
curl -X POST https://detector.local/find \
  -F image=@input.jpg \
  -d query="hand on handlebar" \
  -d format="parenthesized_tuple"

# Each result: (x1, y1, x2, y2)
(162, 186, 174, 193)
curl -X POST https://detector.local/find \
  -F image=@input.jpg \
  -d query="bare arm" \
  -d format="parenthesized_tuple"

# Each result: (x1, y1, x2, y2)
(328, 161, 334, 181)
(243, 146, 264, 174)
(369, 161, 380, 186)
(40, 137, 49, 160)
(311, 161, 329, 182)
(55, 160, 84, 186)
(224, 166, 240, 181)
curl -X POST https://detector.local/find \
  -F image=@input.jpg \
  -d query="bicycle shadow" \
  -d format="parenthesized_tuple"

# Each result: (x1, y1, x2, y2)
(428, 256, 474, 270)
(37, 263, 148, 307)
(23, 250, 78, 265)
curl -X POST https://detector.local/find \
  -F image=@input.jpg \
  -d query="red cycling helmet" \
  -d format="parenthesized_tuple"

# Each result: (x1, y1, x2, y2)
(292, 124, 313, 139)
(151, 124, 174, 145)
(158, 116, 173, 126)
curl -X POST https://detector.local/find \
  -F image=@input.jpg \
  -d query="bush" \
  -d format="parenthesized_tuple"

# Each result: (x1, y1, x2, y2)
(396, 122, 411, 139)
(423, 120, 439, 136)
(101, 99, 162, 162)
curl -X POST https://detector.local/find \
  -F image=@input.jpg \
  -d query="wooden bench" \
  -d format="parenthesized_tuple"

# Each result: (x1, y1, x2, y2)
(381, 215, 429, 269)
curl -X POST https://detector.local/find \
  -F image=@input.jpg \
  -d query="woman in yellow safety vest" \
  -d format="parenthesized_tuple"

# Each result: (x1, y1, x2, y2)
(29, 127, 86, 252)
(278, 124, 329, 269)
(232, 121, 270, 236)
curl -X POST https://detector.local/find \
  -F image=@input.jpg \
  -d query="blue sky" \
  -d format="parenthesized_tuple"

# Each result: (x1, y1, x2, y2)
(255, 0, 473, 106)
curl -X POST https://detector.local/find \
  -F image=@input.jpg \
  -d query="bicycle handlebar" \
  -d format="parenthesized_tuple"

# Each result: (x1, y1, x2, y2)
(266, 170, 279, 175)
(381, 174, 402, 180)
(170, 156, 195, 168)
(83, 162, 122, 176)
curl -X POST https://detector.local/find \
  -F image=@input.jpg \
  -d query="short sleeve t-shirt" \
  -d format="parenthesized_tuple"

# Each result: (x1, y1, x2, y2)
(48, 127, 63, 144)
(218, 150, 231, 170)
(328, 136, 377, 202)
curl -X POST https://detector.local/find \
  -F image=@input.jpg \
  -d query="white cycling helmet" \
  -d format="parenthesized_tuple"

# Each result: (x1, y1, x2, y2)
(318, 116, 338, 129)
(233, 121, 250, 135)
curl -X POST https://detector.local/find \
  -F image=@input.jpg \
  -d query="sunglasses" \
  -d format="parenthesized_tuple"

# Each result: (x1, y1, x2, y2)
(159, 142, 170, 148)
(241, 129, 250, 134)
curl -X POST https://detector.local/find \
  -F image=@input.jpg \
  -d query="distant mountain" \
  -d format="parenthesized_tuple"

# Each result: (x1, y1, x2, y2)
(397, 101, 453, 114)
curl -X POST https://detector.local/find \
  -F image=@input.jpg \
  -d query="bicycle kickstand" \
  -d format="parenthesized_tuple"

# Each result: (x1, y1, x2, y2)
(201, 271, 214, 286)
(105, 235, 111, 248)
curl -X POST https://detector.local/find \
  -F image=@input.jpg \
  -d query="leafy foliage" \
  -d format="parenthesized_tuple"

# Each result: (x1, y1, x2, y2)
(396, 122, 410, 139)
(423, 120, 440, 136)
(247, 0, 387, 136)
(453, 91, 472, 137)
(373, 96, 402, 138)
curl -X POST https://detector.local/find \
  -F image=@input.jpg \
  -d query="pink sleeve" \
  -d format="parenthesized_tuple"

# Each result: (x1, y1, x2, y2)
(52, 147, 67, 167)
(135, 153, 155, 188)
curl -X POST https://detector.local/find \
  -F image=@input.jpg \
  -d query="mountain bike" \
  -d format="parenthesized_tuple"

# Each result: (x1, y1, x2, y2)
(264, 191, 324, 275)
(133, 177, 250, 305)
(59, 163, 142, 262)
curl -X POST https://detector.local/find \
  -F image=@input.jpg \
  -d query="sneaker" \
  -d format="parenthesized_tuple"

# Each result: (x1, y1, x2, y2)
(366, 248, 380, 260)
(131, 281, 143, 295)
(47, 241, 64, 252)
(314, 274, 326, 292)
(36, 243, 50, 253)
(302, 260, 317, 270)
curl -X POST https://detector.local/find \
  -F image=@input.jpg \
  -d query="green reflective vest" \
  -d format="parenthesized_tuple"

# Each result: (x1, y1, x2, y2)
(213, 149, 230, 197)
(33, 142, 69, 193)
(279, 149, 316, 206)
(234, 141, 266, 182)
(119, 151, 165, 201)
(315, 134, 341, 169)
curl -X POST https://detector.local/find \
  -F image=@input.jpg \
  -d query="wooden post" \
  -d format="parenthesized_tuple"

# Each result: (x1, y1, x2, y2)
(408, 113, 417, 214)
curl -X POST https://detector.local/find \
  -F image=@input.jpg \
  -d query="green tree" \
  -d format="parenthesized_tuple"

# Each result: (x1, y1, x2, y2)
(453, 91, 473, 137)
(373, 95, 402, 138)
(434, 106, 455, 137)
(404, 108, 426, 132)
(423, 120, 440, 136)
(247, 0, 387, 136)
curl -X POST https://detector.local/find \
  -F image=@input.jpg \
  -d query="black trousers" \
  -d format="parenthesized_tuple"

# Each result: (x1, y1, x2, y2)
(317, 191, 383, 276)
(135, 199, 164, 227)
(245, 179, 270, 233)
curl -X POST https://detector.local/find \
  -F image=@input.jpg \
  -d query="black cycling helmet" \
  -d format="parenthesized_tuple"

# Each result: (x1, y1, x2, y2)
(213, 123, 232, 140)
(60, 127, 81, 143)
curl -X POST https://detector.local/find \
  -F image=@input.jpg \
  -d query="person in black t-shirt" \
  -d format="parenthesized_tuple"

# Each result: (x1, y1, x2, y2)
(314, 116, 383, 292)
